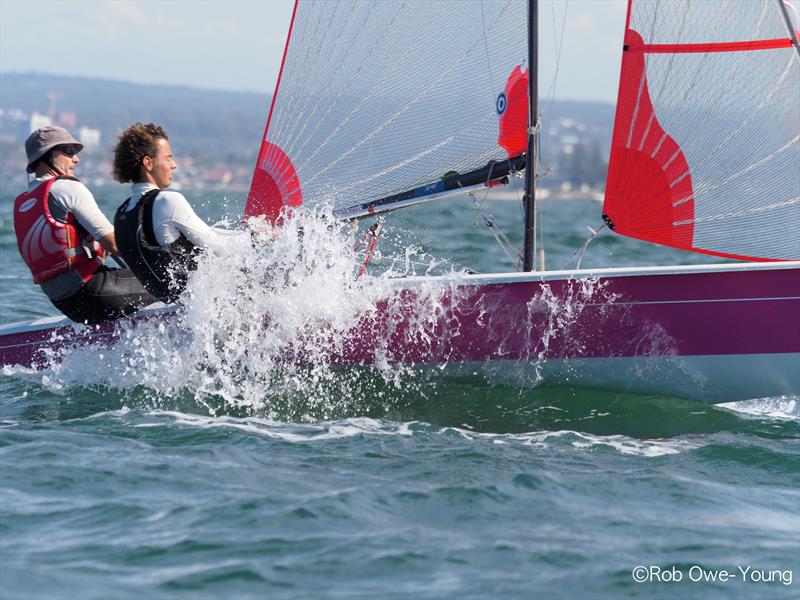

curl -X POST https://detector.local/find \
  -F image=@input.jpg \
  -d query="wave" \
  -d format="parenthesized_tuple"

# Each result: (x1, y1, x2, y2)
(17, 408, 719, 458)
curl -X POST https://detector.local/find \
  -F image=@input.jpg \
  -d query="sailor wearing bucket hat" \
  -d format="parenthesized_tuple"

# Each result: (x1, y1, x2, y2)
(13, 126, 156, 324)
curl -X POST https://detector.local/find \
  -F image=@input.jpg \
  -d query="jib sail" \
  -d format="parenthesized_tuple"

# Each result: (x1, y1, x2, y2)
(603, 0, 800, 261)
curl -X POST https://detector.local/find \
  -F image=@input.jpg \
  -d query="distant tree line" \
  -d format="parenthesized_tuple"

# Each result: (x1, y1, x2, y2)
(2, 73, 615, 188)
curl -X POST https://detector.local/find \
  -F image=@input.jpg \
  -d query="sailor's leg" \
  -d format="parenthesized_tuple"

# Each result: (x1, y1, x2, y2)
(51, 267, 158, 325)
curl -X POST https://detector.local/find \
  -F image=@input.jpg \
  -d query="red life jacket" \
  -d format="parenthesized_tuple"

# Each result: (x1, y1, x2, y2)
(13, 177, 104, 284)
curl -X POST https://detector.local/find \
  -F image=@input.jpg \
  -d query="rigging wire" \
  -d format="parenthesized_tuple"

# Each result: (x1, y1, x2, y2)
(469, 190, 524, 269)
(559, 222, 607, 270)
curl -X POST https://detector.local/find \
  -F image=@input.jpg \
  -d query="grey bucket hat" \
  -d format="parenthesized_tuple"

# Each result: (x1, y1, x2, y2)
(25, 126, 83, 173)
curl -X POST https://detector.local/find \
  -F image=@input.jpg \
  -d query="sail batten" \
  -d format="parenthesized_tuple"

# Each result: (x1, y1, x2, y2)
(631, 37, 793, 52)
(604, 0, 800, 261)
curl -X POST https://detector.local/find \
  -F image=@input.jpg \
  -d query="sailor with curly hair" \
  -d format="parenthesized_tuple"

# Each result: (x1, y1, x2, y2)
(113, 123, 250, 303)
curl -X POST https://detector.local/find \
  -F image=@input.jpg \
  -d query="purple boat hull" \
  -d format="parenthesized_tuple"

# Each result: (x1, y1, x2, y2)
(2, 262, 798, 403)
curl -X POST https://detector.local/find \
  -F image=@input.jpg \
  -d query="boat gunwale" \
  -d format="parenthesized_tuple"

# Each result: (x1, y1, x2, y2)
(1, 261, 798, 338)
(387, 259, 800, 287)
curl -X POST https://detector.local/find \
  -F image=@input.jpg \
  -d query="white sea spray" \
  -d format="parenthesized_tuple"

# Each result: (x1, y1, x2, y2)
(19, 214, 713, 420)
(719, 396, 799, 422)
(39, 210, 461, 418)
(481, 275, 621, 386)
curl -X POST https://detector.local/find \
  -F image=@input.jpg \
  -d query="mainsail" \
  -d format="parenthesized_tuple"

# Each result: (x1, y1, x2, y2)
(246, 0, 529, 222)
(603, 0, 800, 261)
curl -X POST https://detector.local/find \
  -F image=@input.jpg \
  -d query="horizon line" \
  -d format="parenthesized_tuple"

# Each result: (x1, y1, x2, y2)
(0, 70, 617, 106)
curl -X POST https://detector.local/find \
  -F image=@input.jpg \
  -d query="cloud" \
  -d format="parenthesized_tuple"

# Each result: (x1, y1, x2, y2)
(91, 0, 147, 37)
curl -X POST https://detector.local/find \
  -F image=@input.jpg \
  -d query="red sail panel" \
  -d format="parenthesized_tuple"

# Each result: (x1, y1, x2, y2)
(604, 30, 694, 250)
(248, 141, 302, 223)
(246, 0, 301, 221)
(497, 65, 529, 158)
(603, 0, 800, 261)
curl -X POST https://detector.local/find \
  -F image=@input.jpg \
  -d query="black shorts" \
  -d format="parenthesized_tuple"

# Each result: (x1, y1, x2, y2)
(51, 266, 158, 325)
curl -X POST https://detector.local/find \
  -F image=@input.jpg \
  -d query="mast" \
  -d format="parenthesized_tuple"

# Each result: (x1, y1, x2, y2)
(522, 0, 539, 271)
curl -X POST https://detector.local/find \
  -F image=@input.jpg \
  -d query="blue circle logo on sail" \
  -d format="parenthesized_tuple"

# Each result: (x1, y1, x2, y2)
(496, 92, 507, 115)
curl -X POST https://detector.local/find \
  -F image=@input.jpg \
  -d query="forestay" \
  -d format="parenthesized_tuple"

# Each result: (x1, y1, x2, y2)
(246, 0, 529, 222)
(603, 0, 800, 261)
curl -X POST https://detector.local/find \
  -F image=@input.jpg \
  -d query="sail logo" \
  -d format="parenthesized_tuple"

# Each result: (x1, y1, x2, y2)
(496, 92, 507, 116)
(18, 198, 37, 213)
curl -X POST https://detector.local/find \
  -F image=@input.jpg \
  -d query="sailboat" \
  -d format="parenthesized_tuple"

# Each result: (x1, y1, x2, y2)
(2, 0, 798, 404)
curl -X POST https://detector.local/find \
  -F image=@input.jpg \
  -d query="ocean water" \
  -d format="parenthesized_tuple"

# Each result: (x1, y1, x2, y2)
(1, 187, 798, 599)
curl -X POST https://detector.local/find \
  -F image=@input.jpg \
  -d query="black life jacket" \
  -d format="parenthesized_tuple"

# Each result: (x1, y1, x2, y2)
(114, 189, 199, 303)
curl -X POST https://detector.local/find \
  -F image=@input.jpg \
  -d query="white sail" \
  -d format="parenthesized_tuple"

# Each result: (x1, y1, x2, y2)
(246, 0, 529, 221)
(603, 0, 800, 261)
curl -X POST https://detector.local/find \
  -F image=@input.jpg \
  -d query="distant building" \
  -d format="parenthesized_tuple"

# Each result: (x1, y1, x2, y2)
(204, 170, 233, 186)
(0, 108, 27, 121)
(58, 112, 77, 129)
(29, 112, 52, 132)
(0, 108, 29, 144)
(78, 127, 101, 148)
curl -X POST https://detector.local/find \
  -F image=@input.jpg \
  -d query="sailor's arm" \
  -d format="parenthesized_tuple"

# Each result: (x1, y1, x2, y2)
(51, 179, 119, 255)
(156, 191, 245, 253)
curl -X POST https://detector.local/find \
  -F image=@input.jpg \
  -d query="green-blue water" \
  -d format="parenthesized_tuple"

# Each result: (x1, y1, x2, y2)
(1, 188, 798, 599)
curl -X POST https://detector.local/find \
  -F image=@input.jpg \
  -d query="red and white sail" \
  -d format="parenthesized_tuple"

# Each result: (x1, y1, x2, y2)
(603, 0, 800, 261)
(246, 0, 529, 222)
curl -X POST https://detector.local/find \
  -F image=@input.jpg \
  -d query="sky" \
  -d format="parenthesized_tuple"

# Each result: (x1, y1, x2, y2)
(0, 0, 627, 102)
